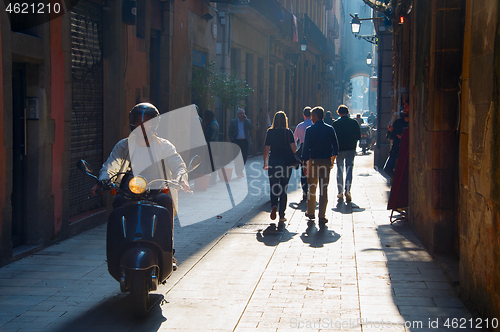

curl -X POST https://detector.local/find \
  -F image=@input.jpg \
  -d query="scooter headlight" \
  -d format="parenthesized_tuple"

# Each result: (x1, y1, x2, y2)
(129, 176, 147, 194)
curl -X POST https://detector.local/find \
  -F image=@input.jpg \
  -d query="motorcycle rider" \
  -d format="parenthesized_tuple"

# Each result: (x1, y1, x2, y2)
(90, 102, 190, 268)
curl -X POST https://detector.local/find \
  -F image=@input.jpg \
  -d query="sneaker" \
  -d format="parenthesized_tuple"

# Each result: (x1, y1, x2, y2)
(319, 217, 328, 224)
(345, 192, 352, 202)
(337, 193, 343, 200)
(270, 206, 277, 220)
(172, 257, 178, 271)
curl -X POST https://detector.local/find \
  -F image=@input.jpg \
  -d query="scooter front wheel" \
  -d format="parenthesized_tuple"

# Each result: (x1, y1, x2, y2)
(130, 271, 149, 318)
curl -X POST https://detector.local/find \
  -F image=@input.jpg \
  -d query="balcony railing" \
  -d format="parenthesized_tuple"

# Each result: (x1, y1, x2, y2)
(327, 40, 335, 58)
(210, 0, 250, 3)
(217, 0, 283, 34)
(247, 0, 282, 31)
(328, 15, 339, 39)
(299, 14, 328, 52)
(321, 0, 333, 10)
(281, 8, 293, 40)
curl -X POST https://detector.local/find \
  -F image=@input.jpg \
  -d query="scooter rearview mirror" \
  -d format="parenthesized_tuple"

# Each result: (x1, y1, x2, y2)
(188, 155, 202, 172)
(77, 159, 97, 179)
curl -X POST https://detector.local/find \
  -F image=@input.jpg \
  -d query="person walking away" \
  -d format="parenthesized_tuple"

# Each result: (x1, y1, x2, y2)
(332, 105, 361, 202)
(228, 108, 254, 178)
(383, 102, 409, 180)
(293, 106, 312, 200)
(302, 106, 339, 225)
(263, 111, 297, 229)
(324, 111, 334, 126)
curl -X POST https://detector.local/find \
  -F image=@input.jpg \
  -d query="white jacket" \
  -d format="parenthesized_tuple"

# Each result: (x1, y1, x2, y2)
(98, 134, 188, 215)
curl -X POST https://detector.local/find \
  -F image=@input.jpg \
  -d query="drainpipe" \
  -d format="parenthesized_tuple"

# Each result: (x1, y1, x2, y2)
(318, 55, 322, 104)
(294, 61, 299, 125)
(266, 35, 270, 117)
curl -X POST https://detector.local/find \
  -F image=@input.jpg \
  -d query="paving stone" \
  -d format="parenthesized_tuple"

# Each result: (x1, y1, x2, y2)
(0, 156, 474, 331)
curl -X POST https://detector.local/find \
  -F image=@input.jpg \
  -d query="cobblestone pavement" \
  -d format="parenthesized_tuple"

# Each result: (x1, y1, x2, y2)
(0, 153, 481, 332)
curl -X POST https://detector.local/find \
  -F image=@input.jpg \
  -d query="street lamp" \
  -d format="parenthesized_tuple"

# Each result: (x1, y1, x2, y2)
(350, 13, 381, 45)
(321, 62, 335, 80)
(366, 53, 377, 78)
(350, 13, 361, 35)
(300, 37, 307, 52)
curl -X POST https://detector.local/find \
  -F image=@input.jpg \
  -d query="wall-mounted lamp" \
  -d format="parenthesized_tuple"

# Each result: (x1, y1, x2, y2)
(366, 53, 377, 78)
(350, 13, 361, 34)
(366, 53, 372, 65)
(321, 62, 335, 81)
(350, 13, 381, 45)
(300, 37, 307, 52)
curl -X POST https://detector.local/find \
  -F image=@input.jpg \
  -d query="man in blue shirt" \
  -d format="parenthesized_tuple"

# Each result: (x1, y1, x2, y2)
(293, 106, 312, 200)
(302, 106, 339, 225)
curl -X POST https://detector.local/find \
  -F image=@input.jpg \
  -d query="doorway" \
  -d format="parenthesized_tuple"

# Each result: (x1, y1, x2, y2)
(11, 63, 28, 248)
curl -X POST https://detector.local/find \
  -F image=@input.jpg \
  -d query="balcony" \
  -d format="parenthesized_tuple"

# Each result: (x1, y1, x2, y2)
(299, 14, 328, 53)
(327, 40, 335, 59)
(222, 0, 283, 35)
(320, 0, 333, 10)
(328, 15, 339, 39)
(211, 0, 250, 3)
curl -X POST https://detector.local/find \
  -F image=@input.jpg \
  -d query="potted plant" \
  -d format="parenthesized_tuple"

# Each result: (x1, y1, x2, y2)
(194, 174, 211, 191)
(190, 62, 216, 112)
(218, 164, 233, 182)
(213, 72, 253, 114)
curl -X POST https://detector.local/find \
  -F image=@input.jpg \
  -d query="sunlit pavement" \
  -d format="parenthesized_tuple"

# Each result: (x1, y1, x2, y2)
(0, 152, 479, 332)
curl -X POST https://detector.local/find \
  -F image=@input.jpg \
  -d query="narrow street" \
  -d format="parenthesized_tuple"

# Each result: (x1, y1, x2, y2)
(0, 152, 478, 332)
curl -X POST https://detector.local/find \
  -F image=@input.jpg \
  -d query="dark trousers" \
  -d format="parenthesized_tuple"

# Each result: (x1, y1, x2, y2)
(234, 139, 249, 176)
(336, 150, 355, 194)
(268, 160, 292, 219)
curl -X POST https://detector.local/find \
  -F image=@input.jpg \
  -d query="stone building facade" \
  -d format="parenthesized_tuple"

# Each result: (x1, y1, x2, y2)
(211, 0, 342, 152)
(0, 0, 342, 266)
(372, 0, 500, 322)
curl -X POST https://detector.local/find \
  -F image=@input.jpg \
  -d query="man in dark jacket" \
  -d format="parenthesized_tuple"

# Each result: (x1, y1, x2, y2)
(228, 108, 254, 177)
(332, 105, 361, 202)
(302, 106, 339, 225)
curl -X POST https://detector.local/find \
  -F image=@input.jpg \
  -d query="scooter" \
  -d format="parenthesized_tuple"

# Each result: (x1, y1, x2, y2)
(77, 156, 201, 318)
(359, 123, 373, 154)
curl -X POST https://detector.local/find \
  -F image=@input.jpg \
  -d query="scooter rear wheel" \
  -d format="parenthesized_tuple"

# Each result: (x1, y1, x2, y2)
(130, 271, 149, 318)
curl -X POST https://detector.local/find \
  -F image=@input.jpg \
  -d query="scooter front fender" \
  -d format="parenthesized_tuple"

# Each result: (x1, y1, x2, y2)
(119, 247, 159, 293)
(120, 247, 159, 271)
